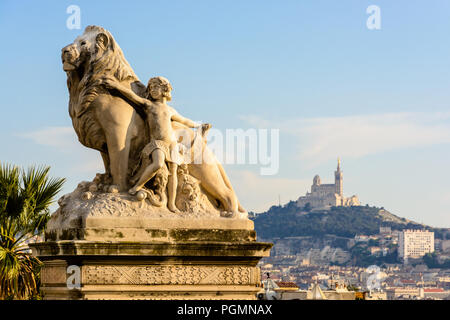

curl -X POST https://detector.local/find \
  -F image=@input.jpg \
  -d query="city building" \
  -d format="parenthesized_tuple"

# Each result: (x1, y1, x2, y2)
(266, 282, 356, 300)
(398, 229, 435, 263)
(380, 226, 392, 234)
(386, 287, 421, 300)
(296, 159, 360, 210)
(441, 240, 450, 253)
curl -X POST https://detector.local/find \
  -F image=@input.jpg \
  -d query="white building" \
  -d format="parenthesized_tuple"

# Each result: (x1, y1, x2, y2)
(398, 229, 434, 263)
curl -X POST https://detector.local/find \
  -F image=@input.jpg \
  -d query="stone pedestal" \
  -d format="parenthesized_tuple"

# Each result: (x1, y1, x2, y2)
(31, 217, 271, 300)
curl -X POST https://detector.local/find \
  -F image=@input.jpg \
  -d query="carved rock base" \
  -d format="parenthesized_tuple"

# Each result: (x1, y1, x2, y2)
(31, 240, 272, 300)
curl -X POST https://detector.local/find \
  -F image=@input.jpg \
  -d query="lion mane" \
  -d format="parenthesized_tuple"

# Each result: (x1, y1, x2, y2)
(77, 25, 140, 117)
(68, 25, 144, 150)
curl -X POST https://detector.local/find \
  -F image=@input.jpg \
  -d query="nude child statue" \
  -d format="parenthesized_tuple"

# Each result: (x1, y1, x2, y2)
(101, 76, 210, 213)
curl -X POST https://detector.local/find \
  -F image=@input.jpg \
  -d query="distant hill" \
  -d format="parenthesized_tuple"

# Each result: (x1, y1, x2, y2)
(251, 201, 448, 240)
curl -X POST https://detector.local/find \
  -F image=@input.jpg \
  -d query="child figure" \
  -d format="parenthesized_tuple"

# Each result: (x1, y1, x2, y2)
(101, 76, 209, 213)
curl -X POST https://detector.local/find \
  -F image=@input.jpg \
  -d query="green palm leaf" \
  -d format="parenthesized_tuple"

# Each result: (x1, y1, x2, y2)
(0, 162, 65, 300)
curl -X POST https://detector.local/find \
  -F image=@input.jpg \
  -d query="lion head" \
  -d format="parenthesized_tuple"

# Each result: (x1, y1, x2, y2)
(62, 25, 138, 82)
(61, 25, 146, 119)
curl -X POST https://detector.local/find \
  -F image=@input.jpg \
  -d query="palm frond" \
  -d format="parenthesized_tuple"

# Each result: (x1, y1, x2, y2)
(0, 163, 21, 219)
(0, 163, 64, 300)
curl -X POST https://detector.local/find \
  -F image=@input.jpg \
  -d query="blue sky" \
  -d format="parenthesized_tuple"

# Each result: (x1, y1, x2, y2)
(1, 1, 450, 227)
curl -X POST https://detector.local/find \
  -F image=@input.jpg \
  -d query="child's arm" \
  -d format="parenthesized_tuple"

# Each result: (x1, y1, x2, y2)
(172, 110, 211, 134)
(101, 77, 149, 107)
(171, 109, 201, 128)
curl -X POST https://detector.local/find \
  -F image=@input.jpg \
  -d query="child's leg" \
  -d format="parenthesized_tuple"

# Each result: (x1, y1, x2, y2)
(167, 162, 180, 213)
(129, 149, 165, 194)
(130, 157, 151, 185)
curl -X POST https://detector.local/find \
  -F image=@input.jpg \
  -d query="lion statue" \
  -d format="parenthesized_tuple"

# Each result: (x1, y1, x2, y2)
(61, 25, 245, 216)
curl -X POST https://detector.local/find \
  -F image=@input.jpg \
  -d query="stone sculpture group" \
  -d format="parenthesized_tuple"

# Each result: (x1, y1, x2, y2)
(60, 25, 246, 218)
(31, 26, 271, 300)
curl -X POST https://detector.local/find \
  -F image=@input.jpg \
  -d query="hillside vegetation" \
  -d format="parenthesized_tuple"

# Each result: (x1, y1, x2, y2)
(251, 201, 446, 240)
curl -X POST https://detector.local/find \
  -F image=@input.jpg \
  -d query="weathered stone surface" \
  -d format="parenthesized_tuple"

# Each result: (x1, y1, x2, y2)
(31, 241, 271, 300)
(47, 183, 253, 242)
(37, 181, 269, 300)
(46, 228, 256, 242)
(32, 241, 271, 257)
(82, 265, 258, 285)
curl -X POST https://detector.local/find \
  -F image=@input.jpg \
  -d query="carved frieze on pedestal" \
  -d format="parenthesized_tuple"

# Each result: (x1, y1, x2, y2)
(32, 240, 271, 300)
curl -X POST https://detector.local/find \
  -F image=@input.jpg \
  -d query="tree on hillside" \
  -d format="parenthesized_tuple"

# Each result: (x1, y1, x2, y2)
(0, 164, 65, 300)
(303, 203, 312, 212)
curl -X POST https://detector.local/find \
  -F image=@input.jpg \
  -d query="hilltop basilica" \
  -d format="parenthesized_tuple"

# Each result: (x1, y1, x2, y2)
(296, 159, 360, 210)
